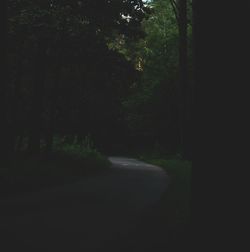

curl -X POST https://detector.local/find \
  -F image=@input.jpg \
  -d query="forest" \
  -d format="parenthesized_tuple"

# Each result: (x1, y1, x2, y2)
(1, 1, 194, 250)
(1, 0, 193, 161)
(2, 1, 248, 250)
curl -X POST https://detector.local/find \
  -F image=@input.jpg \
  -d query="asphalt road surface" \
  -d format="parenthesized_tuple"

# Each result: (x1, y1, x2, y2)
(0, 157, 171, 252)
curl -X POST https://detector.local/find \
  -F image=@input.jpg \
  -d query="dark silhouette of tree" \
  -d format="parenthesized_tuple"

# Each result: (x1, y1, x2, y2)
(170, 0, 192, 159)
(27, 42, 47, 154)
(1, 0, 13, 161)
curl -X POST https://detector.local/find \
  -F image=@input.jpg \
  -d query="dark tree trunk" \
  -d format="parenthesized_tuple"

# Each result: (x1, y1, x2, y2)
(170, 0, 190, 158)
(9, 52, 24, 153)
(187, 0, 197, 161)
(45, 68, 61, 154)
(177, 0, 190, 159)
(0, 0, 13, 161)
(16, 134, 24, 152)
(77, 135, 83, 145)
(45, 100, 56, 153)
(28, 44, 47, 155)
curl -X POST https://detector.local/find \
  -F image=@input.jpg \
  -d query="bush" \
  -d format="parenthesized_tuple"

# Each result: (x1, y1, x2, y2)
(53, 135, 111, 173)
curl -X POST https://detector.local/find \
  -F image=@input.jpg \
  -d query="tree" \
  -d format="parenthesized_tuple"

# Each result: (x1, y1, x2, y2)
(1, 0, 15, 161)
(6, 0, 149, 155)
(170, 0, 192, 159)
(122, 0, 180, 152)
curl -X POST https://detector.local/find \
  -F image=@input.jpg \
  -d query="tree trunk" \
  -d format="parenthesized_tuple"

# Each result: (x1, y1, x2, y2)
(177, 0, 189, 159)
(28, 44, 47, 155)
(45, 69, 61, 154)
(9, 51, 24, 153)
(45, 101, 56, 154)
(77, 135, 83, 145)
(16, 134, 24, 152)
(184, 0, 196, 161)
(0, 0, 13, 161)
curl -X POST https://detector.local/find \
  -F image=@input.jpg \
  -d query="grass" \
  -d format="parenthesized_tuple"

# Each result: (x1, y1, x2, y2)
(137, 153, 192, 229)
(135, 153, 192, 248)
(0, 142, 111, 197)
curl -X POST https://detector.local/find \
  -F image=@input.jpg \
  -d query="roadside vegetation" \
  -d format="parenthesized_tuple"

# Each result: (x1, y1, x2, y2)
(0, 136, 111, 197)
(138, 152, 191, 229)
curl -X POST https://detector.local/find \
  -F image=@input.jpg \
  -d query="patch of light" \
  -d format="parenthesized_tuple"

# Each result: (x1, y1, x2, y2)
(121, 14, 132, 22)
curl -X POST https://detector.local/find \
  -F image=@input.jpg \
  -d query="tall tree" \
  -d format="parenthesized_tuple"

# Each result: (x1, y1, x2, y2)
(1, 0, 13, 161)
(28, 42, 47, 154)
(170, 0, 192, 159)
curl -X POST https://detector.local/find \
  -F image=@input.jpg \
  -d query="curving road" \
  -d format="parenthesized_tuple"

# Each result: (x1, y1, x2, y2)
(0, 157, 169, 252)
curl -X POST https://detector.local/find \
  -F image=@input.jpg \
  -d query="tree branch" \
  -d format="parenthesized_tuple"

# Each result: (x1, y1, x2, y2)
(170, 0, 180, 25)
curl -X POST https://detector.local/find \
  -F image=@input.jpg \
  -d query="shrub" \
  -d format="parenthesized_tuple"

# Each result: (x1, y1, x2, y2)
(53, 135, 110, 173)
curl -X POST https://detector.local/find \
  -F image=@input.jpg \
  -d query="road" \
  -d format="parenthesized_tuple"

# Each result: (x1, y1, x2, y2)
(0, 157, 170, 252)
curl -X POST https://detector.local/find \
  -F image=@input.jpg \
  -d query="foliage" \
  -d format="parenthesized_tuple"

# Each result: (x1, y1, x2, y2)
(121, 0, 193, 152)
(54, 135, 110, 167)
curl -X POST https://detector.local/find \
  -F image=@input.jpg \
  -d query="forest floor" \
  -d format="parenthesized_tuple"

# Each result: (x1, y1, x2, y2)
(0, 157, 191, 252)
